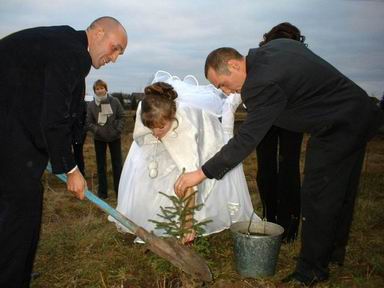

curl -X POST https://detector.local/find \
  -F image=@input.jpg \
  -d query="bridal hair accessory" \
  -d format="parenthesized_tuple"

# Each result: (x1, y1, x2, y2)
(149, 139, 159, 178)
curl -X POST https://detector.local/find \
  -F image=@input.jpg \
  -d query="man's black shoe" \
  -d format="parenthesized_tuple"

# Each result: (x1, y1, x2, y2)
(282, 272, 326, 287)
(30, 272, 41, 281)
(282, 233, 298, 244)
(330, 247, 346, 266)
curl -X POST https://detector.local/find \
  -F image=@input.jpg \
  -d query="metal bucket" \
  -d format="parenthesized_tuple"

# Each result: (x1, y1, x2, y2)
(230, 220, 284, 278)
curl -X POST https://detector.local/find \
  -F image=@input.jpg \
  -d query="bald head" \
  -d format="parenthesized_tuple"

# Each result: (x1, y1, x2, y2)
(88, 16, 127, 36)
(86, 16, 128, 69)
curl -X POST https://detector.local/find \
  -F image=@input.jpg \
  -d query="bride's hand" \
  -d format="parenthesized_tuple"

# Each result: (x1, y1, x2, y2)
(182, 228, 196, 245)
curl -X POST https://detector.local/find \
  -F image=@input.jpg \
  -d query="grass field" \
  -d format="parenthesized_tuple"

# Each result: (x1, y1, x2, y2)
(32, 113, 384, 287)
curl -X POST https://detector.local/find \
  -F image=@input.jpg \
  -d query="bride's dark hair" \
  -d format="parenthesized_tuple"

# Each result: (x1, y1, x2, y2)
(141, 82, 178, 129)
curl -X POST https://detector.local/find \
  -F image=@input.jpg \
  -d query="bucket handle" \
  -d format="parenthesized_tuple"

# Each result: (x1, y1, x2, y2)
(247, 210, 256, 235)
(247, 210, 267, 236)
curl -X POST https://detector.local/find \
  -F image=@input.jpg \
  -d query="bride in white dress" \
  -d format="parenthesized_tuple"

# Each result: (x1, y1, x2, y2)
(110, 71, 258, 241)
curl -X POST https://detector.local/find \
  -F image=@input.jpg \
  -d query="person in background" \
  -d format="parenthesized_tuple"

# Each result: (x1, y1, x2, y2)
(0, 16, 127, 288)
(87, 79, 124, 199)
(175, 41, 384, 285)
(256, 22, 305, 243)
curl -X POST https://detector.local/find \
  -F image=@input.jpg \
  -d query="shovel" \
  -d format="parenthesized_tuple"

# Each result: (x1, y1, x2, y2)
(46, 165, 212, 282)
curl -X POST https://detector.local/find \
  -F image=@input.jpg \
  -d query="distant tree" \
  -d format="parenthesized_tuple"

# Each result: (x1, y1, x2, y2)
(380, 92, 384, 110)
(369, 96, 379, 106)
(131, 92, 144, 110)
(111, 92, 131, 110)
(131, 94, 137, 110)
(111, 92, 123, 105)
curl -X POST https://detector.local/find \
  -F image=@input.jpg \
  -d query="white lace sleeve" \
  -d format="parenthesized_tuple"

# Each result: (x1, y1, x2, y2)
(221, 93, 242, 142)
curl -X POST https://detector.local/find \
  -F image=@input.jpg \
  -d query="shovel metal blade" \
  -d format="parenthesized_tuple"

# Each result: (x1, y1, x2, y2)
(136, 227, 213, 282)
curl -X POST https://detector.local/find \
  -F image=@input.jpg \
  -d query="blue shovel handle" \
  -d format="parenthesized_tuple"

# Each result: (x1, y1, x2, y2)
(46, 164, 214, 282)
(46, 163, 138, 234)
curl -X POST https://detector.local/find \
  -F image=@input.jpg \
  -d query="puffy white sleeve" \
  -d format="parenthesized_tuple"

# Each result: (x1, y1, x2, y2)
(221, 93, 242, 142)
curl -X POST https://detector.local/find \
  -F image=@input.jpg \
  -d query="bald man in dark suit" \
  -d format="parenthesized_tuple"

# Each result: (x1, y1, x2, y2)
(0, 17, 127, 287)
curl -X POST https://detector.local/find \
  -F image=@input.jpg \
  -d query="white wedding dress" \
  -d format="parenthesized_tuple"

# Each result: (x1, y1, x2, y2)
(109, 71, 258, 237)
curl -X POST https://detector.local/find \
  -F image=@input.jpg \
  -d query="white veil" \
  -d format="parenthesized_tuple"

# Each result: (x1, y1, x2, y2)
(151, 70, 226, 117)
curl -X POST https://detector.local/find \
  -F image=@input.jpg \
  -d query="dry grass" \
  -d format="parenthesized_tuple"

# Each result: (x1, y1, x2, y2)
(32, 113, 384, 287)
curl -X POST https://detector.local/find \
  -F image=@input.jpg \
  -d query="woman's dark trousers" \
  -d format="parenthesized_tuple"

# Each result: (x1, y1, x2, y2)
(256, 126, 303, 242)
(94, 138, 122, 198)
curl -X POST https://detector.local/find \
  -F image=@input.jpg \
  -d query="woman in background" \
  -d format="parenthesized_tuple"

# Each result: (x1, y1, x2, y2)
(86, 79, 124, 199)
(256, 22, 305, 243)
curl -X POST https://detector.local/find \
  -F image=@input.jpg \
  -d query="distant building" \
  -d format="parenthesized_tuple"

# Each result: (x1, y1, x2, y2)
(111, 92, 132, 110)
(131, 92, 144, 102)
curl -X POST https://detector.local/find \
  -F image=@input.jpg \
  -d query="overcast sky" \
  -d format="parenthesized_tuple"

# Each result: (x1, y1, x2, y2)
(1, 0, 383, 97)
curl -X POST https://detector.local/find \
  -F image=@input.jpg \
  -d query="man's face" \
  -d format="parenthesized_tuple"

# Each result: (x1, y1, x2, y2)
(89, 27, 127, 69)
(207, 61, 246, 96)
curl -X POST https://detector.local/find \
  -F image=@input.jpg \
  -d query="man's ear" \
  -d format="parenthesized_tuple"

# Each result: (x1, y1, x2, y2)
(95, 26, 105, 40)
(227, 59, 240, 71)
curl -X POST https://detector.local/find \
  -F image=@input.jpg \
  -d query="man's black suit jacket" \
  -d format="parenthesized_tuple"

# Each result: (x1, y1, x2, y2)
(203, 39, 384, 179)
(0, 26, 91, 174)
